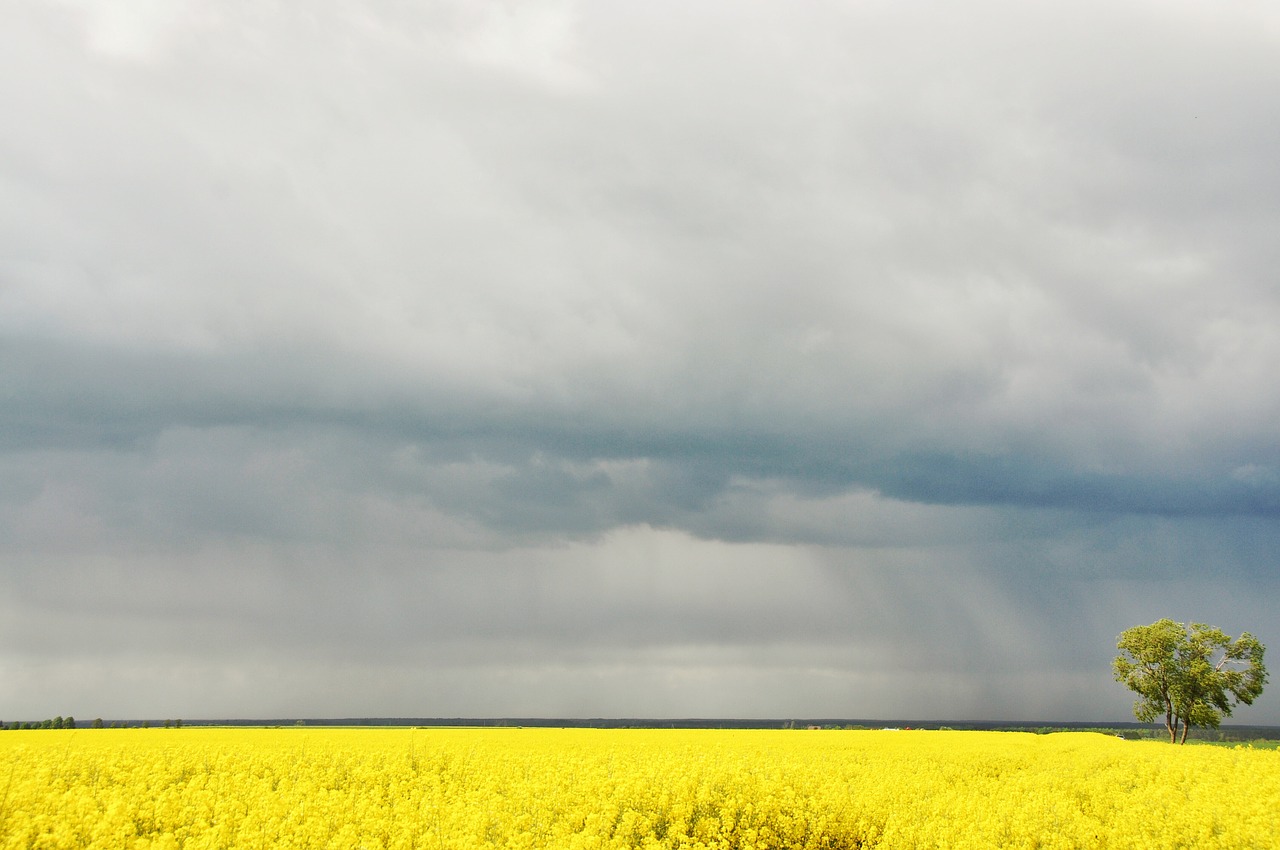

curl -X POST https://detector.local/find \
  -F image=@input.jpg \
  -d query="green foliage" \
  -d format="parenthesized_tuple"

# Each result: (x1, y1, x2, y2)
(1114, 619, 1268, 743)
(3, 716, 79, 730)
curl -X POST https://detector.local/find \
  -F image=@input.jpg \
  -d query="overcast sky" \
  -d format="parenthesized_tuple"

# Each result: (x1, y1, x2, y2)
(3, 0, 1278, 724)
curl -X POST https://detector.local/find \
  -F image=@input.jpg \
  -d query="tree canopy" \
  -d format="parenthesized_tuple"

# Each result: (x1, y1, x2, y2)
(1113, 619, 1267, 743)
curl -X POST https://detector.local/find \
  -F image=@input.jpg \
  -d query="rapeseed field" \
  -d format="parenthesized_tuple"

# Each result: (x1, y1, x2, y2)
(2, 727, 1277, 848)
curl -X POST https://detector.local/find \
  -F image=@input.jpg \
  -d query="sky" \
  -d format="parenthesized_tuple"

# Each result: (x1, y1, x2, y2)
(2, 0, 1278, 724)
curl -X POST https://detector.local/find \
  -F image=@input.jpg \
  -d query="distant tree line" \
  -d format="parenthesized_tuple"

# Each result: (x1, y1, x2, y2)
(2, 717, 184, 730)
(3, 716, 75, 730)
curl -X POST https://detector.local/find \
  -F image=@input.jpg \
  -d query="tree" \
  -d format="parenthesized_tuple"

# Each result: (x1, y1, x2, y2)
(1114, 619, 1268, 743)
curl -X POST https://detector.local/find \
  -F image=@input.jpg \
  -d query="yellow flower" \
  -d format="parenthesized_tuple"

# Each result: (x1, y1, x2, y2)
(2, 727, 1278, 849)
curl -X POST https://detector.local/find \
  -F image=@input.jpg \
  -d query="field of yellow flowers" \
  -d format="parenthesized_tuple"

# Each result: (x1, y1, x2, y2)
(2, 727, 1277, 849)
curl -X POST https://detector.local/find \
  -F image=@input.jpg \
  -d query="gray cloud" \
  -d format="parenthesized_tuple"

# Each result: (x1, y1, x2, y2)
(2, 0, 1279, 723)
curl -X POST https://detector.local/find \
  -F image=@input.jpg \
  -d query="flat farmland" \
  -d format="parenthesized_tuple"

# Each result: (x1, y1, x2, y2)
(2, 727, 1277, 848)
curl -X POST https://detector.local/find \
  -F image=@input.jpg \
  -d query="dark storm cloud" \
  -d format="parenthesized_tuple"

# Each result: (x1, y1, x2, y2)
(5, 331, 1277, 550)
(2, 0, 1279, 722)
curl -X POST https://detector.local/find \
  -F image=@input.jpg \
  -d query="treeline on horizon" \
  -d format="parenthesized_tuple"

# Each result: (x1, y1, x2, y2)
(3, 716, 75, 730)
(9, 716, 1276, 740)
(3, 717, 184, 730)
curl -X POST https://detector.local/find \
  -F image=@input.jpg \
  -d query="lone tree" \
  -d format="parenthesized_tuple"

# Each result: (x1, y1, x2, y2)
(1114, 619, 1267, 743)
